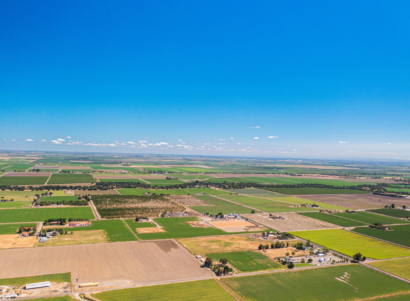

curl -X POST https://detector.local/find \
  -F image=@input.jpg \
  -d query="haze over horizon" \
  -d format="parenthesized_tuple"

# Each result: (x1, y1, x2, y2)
(1, 1, 409, 160)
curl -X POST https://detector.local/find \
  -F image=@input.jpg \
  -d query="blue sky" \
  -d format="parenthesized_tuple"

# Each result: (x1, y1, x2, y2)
(1, 1, 410, 159)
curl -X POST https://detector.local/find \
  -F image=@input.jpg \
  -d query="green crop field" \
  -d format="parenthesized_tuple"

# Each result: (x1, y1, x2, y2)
(40, 196, 79, 203)
(220, 265, 410, 301)
(93, 279, 236, 301)
(176, 175, 213, 179)
(124, 220, 156, 234)
(99, 179, 143, 183)
(71, 220, 136, 242)
(0, 273, 71, 286)
(190, 195, 258, 215)
(47, 174, 96, 184)
(0, 176, 48, 185)
(225, 188, 289, 197)
(265, 187, 368, 195)
(386, 187, 410, 193)
(184, 188, 230, 195)
(374, 293, 410, 300)
(28, 297, 75, 301)
(290, 229, 410, 259)
(353, 224, 410, 247)
(0, 201, 31, 208)
(369, 258, 410, 281)
(205, 251, 282, 272)
(136, 217, 226, 240)
(145, 179, 185, 186)
(368, 209, 410, 218)
(251, 177, 374, 186)
(221, 194, 318, 212)
(0, 207, 95, 223)
(299, 212, 367, 227)
(2, 163, 36, 171)
(118, 188, 191, 195)
(0, 223, 37, 234)
(270, 196, 347, 210)
(335, 211, 408, 225)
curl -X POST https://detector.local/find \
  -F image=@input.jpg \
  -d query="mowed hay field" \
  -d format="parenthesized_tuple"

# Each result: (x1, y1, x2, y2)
(290, 229, 410, 259)
(190, 195, 257, 215)
(299, 212, 367, 227)
(206, 251, 283, 272)
(0, 190, 45, 200)
(0, 201, 31, 208)
(220, 265, 410, 301)
(353, 224, 410, 247)
(266, 196, 347, 210)
(334, 211, 409, 225)
(47, 174, 96, 184)
(0, 207, 95, 223)
(93, 279, 236, 301)
(0, 241, 212, 284)
(369, 258, 410, 281)
(369, 209, 410, 218)
(0, 176, 48, 185)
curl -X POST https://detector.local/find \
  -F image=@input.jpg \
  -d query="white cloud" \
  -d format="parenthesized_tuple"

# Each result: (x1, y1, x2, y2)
(250, 126, 261, 128)
(267, 136, 278, 139)
(115, 142, 126, 146)
(159, 142, 168, 145)
(41, 139, 47, 142)
(11, 139, 15, 142)
(57, 138, 65, 142)
(67, 136, 71, 139)
(253, 137, 259, 140)
(237, 143, 241, 145)
(219, 139, 225, 141)
(25, 139, 34, 142)
(230, 137, 234, 139)
(127, 141, 138, 145)
(339, 141, 348, 144)
(51, 140, 62, 144)
(66, 141, 83, 145)
(178, 139, 183, 142)
(139, 140, 147, 143)
(387, 142, 391, 145)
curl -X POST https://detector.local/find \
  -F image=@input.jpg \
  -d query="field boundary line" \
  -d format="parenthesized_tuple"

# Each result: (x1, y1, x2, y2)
(215, 278, 241, 301)
(361, 262, 410, 285)
(366, 209, 410, 221)
(89, 199, 100, 220)
(91, 174, 100, 183)
(113, 189, 121, 195)
(349, 229, 410, 250)
(122, 218, 139, 240)
(359, 291, 410, 301)
(45, 173, 53, 185)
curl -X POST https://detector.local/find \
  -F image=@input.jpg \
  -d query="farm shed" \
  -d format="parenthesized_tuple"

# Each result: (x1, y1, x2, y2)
(26, 281, 51, 289)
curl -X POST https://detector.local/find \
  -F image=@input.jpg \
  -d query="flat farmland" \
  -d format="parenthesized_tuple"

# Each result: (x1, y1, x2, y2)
(94, 174, 137, 179)
(266, 187, 368, 195)
(3, 163, 36, 171)
(71, 220, 136, 242)
(369, 258, 410, 281)
(118, 188, 190, 195)
(0, 200, 31, 208)
(335, 211, 409, 225)
(92, 195, 184, 218)
(0, 223, 37, 235)
(226, 188, 288, 197)
(244, 212, 338, 232)
(257, 177, 373, 186)
(0, 272, 71, 286)
(3, 172, 51, 177)
(369, 209, 410, 218)
(221, 195, 318, 212)
(0, 176, 48, 185)
(220, 265, 410, 301)
(267, 196, 347, 210)
(136, 217, 226, 240)
(190, 195, 258, 215)
(297, 194, 410, 210)
(206, 251, 282, 272)
(99, 179, 143, 183)
(299, 212, 366, 227)
(176, 175, 213, 179)
(146, 179, 185, 186)
(0, 240, 213, 284)
(184, 188, 230, 195)
(47, 174, 96, 184)
(290, 229, 410, 259)
(93, 279, 236, 301)
(353, 224, 410, 247)
(0, 207, 95, 223)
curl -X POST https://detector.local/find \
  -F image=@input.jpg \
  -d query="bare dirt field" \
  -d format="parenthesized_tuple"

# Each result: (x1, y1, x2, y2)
(137, 175, 168, 179)
(177, 234, 302, 255)
(136, 227, 166, 233)
(187, 221, 211, 228)
(0, 240, 213, 284)
(259, 247, 307, 259)
(165, 195, 212, 206)
(244, 212, 338, 232)
(33, 166, 60, 169)
(208, 220, 258, 232)
(0, 235, 37, 249)
(35, 230, 108, 247)
(297, 194, 410, 210)
(3, 172, 52, 177)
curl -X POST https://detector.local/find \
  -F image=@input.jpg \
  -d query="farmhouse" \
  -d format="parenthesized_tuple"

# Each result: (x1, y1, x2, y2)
(69, 221, 91, 227)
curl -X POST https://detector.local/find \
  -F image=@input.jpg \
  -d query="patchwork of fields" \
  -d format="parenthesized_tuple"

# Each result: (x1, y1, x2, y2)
(353, 224, 410, 247)
(190, 195, 257, 215)
(0, 207, 95, 223)
(48, 174, 96, 184)
(0, 176, 48, 185)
